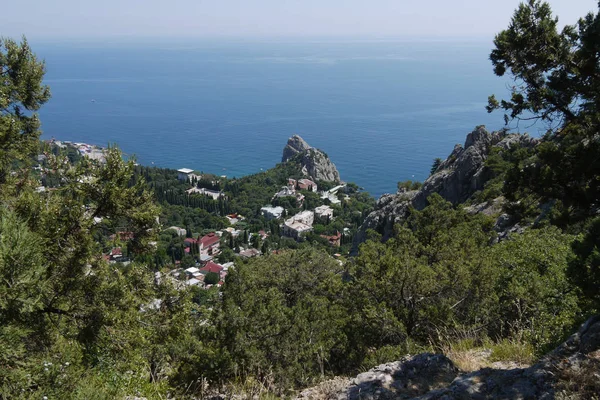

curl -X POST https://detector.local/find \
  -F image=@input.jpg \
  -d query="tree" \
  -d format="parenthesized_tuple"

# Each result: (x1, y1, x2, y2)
(0, 37, 50, 192)
(217, 248, 348, 390)
(0, 37, 189, 398)
(569, 216, 600, 310)
(204, 272, 220, 285)
(486, 0, 578, 126)
(347, 195, 497, 355)
(430, 157, 442, 175)
(491, 227, 580, 352)
(488, 1, 600, 226)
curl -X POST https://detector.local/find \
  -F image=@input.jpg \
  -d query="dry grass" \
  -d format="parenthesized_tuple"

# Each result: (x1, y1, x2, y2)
(432, 329, 535, 372)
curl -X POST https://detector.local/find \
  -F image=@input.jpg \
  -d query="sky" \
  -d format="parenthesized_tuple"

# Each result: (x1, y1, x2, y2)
(1, 0, 597, 40)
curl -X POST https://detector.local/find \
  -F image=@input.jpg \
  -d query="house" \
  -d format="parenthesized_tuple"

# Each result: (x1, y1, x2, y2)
(177, 168, 194, 181)
(186, 187, 223, 200)
(239, 248, 261, 259)
(221, 262, 234, 271)
(283, 211, 315, 240)
(199, 233, 221, 256)
(199, 254, 213, 264)
(109, 247, 123, 261)
(186, 278, 202, 286)
(321, 191, 341, 205)
(184, 267, 200, 277)
(224, 227, 242, 237)
(320, 231, 342, 247)
(288, 210, 314, 226)
(184, 237, 199, 248)
(298, 179, 318, 192)
(166, 226, 187, 237)
(273, 186, 296, 199)
(226, 213, 244, 225)
(315, 205, 334, 221)
(261, 206, 284, 220)
(199, 261, 224, 275)
(283, 220, 313, 240)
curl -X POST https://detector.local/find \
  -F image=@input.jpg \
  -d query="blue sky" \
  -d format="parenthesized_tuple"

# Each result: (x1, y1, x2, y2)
(1, 0, 597, 40)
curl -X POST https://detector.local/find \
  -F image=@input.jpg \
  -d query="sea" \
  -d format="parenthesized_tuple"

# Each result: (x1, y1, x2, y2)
(34, 38, 526, 198)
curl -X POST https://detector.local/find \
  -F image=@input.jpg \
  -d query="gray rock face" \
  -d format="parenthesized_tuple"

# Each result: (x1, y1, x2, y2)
(296, 315, 600, 400)
(354, 126, 538, 247)
(282, 134, 312, 163)
(282, 135, 341, 183)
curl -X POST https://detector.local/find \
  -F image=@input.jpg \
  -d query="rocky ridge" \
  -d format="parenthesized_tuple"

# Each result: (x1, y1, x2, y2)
(296, 315, 600, 399)
(282, 135, 341, 183)
(354, 126, 538, 245)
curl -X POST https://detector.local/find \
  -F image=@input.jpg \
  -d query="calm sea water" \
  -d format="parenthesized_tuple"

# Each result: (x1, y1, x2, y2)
(36, 39, 516, 198)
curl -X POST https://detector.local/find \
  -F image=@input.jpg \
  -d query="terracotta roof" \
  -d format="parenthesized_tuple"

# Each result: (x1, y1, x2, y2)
(200, 233, 220, 248)
(200, 261, 224, 274)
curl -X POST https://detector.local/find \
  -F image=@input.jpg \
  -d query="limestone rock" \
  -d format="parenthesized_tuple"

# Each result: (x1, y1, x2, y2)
(354, 126, 538, 248)
(282, 134, 312, 163)
(296, 315, 600, 400)
(282, 135, 341, 183)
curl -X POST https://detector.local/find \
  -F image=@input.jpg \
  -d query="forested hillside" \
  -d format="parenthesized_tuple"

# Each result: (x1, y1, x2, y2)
(1, 1, 599, 398)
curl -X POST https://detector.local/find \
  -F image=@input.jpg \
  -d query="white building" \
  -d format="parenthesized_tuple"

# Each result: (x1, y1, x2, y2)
(286, 210, 314, 227)
(283, 211, 315, 240)
(315, 205, 334, 220)
(283, 220, 313, 240)
(166, 226, 187, 237)
(186, 187, 223, 200)
(261, 206, 285, 220)
(177, 168, 195, 181)
(273, 186, 296, 198)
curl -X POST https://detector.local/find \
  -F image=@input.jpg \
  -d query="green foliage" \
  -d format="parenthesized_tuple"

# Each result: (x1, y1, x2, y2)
(430, 157, 442, 175)
(347, 195, 498, 359)
(204, 272, 220, 285)
(569, 216, 600, 310)
(397, 180, 422, 192)
(218, 248, 348, 390)
(488, 338, 535, 365)
(0, 37, 51, 192)
(491, 228, 580, 352)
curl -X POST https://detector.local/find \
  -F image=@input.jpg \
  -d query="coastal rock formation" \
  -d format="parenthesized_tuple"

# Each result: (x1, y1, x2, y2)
(354, 126, 538, 246)
(282, 135, 341, 183)
(296, 315, 600, 400)
(282, 134, 312, 163)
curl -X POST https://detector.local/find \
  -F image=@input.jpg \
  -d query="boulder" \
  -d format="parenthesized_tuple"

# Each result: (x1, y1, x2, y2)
(296, 316, 600, 400)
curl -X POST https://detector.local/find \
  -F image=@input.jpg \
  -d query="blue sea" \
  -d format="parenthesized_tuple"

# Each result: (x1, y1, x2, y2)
(35, 38, 520, 198)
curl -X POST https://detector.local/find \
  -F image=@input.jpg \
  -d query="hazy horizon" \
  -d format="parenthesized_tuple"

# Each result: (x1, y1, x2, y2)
(2, 0, 597, 41)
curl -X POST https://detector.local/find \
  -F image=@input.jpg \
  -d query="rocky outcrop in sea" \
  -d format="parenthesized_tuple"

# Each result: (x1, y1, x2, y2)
(282, 134, 341, 183)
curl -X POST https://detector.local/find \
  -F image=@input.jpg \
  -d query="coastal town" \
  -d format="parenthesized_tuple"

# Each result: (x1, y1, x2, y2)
(149, 167, 351, 289)
(41, 137, 373, 292)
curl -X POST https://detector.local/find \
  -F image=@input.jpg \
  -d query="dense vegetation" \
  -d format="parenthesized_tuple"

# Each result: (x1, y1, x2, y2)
(1, 1, 600, 397)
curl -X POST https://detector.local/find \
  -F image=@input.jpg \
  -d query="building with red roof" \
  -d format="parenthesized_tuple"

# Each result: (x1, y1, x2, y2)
(199, 261, 224, 274)
(199, 232, 221, 255)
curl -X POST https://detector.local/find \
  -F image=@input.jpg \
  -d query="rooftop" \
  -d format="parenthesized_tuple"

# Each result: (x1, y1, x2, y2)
(178, 168, 194, 174)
